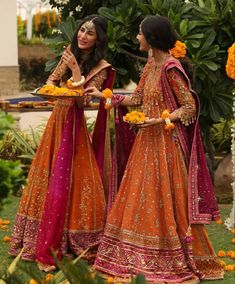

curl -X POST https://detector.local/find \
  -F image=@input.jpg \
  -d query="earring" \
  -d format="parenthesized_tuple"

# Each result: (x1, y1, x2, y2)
(148, 47, 153, 57)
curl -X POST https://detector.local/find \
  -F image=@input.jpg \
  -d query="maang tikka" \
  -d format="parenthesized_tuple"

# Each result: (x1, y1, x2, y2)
(82, 20, 95, 32)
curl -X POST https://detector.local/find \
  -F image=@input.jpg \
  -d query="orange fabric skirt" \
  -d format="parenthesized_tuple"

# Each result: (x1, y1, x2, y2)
(9, 100, 106, 261)
(95, 125, 223, 282)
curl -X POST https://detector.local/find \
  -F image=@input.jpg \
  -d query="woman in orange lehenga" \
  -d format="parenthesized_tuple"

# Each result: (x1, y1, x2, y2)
(9, 15, 115, 271)
(92, 16, 224, 283)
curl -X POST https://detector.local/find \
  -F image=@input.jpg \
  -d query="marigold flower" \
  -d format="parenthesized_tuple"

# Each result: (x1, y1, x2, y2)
(39, 84, 83, 97)
(106, 277, 114, 283)
(227, 250, 233, 257)
(102, 88, 113, 99)
(161, 109, 170, 119)
(161, 109, 175, 130)
(225, 42, 235, 80)
(3, 236, 11, 242)
(230, 251, 235, 259)
(231, 228, 235, 234)
(2, 220, 10, 225)
(232, 238, 235, 244)
(170, 40, 187, 58)
(102, 88, 113, 109)
(217, 250, 226, 257)
(216, 218, 223, 224)
(225, 264, 234, 271)
(29, 279, 38, 284)
(0, 225, 8, 231)
(45, 273, 54, 282)
(123, 111, 146, 124)
(220, 260, 226, 268)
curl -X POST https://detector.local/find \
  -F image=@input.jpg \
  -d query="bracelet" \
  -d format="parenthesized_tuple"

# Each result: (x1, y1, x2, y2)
(102, 88, 113, 109)
(161, 109, 175, 130)
(67, 76, 85, 88)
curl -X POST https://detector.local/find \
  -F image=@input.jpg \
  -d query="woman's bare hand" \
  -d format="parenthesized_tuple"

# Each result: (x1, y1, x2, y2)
(137, 118, 162, 128)
(84, 86, 103, 99)
(62, 48, 79, 71)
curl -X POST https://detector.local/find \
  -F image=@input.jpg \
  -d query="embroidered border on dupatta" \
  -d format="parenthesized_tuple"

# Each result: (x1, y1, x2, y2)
(161, 59, 220, 224)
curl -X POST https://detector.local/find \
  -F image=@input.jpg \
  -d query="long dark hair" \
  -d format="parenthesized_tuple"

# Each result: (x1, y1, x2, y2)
(141, 15, 177, 51)
(63, 15, 108, 80)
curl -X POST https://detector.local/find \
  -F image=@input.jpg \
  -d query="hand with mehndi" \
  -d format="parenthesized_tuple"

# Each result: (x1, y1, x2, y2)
(62, 47, 79, 71)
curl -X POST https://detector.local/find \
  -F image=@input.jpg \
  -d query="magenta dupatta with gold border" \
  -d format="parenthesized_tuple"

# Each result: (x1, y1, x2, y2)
(161, 58, 220, 224)
(36, 64, 116, 265)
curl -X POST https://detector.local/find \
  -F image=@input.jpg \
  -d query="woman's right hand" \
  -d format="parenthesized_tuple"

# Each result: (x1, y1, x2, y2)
(84, 86, 103, 99)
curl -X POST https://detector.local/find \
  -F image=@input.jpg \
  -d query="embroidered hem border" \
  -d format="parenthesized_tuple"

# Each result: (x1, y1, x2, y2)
(9, 214, 103, 261)
(95, 235, 196, 283)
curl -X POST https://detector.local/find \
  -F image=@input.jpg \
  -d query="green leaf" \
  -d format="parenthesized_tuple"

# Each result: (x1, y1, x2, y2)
(203, 61, 219, 71)
(179, 19, 188, 36)
(98, 7, 116, 21)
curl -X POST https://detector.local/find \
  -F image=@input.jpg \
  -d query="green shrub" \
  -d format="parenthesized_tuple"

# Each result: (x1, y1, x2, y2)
(0, 159, 25, 209)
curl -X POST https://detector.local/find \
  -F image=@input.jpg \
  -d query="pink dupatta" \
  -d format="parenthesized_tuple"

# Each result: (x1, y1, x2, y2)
(161, 58, 220, 224)
(36, 64, 116, 265)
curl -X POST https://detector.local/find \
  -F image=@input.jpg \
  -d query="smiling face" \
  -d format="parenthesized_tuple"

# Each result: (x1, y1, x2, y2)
(136, 27, 149, 52)
(77, 20, 98, 51)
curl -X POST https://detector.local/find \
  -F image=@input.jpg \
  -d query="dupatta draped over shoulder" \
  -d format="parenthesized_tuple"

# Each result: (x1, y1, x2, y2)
(161, 58, 220, 224)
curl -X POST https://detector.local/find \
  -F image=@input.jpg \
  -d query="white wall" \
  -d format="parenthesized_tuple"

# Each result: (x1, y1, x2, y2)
(0, 0, 18, 66)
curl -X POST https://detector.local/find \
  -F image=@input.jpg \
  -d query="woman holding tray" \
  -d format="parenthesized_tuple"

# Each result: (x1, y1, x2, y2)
(9, 15, 116, 271)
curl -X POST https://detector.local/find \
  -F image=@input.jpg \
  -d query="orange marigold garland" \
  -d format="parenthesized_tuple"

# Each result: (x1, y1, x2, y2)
(170, 40, 187, 58)
(161, 109, 175, 130)
(102, 88, 113, 109)
(226, 43, 235, 80)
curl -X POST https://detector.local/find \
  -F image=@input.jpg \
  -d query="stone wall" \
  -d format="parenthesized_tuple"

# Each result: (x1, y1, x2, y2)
(0, 66, 19, 98)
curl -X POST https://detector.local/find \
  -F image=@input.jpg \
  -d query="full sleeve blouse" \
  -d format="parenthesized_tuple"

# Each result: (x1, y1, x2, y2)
(166, 67, 196, 125)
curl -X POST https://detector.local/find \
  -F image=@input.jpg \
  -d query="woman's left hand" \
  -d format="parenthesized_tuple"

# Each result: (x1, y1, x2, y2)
(84, 86, 103, 99)
(137, 118, 162, 128)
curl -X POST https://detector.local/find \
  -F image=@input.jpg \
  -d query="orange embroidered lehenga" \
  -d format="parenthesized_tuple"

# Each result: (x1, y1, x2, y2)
(95, 58, 224, 283)
(9, 59, 115, 265)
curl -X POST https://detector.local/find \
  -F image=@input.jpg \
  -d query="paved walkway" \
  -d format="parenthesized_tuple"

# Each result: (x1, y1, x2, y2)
(1, 87, 135, 132)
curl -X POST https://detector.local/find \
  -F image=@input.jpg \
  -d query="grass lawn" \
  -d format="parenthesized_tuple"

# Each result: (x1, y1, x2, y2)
(0, 195, 234, 283)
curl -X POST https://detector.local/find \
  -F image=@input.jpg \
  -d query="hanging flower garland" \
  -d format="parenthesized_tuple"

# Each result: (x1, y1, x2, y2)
(225, 43, 235, 80)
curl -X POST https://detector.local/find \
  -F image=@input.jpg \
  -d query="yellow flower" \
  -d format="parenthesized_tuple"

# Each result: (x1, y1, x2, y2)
(217, 250, 226, 257)
(227, 250, 233, 257)
(45, 273, 54, 282)
(170, 40, 187, 58)
(220, 260, 226, 268)
(231, 228, 235, 234)
(225, 264, 234, 271)
(1, 219, 10, 225)
(232, 238, 235, 244)
(3, 236, 11, 242)
(39, 84, 83, 97)
(106, 277, 114, 283)
(225, 42, 235, 80)
(123, 111, 146, 124)
(230, 251, 235, 260)
(29, 279, 38, 284)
